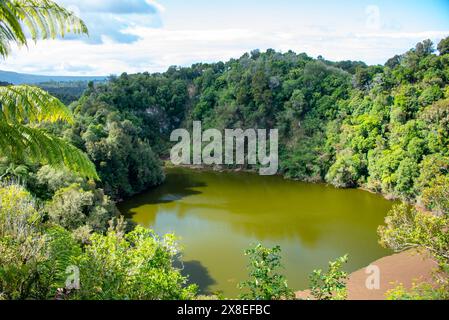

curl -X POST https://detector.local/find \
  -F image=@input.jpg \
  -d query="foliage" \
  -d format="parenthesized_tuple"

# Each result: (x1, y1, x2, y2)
(309, 255, 349, 300)
(66, 100, 165, 198)
(72, 226, 197, 300)
(0, 1, 96, 179)
(386, 278, 449, 300)
(438, 37, 449, 55)
(0, 0, 194, 302)
(2, 5, 449, 299)
(0, 0, 87, 57)
(46, 183, 118, 233)
(239, 244, 295, 300)
(37, 81, 97, 105)
(0, 184, 196, 300)
(378, 204, 449, 267)
(0, 86, 98, 178)
(34, 226, 82, 299)
(420, 175, 449, 215)
(33, 165, 84, 199)
(0, 158, 30, 183)
(69, 37, 449, 209)
(0, 184, 47, 299)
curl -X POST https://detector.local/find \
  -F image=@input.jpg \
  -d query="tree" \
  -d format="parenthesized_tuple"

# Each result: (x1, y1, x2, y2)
(0, 184, 47, 299)
(415, 39, 434, 57)
(378, 204, 449, 266)
(46, 183, 118, 233)
(239, 244, 295, 300)
(0, 1, 96, 179)
(379, 204, 449, 300)
(309, 255, 349, 300)
(326, 151, 363, 188)
(437, 36, 449, 55)
(386, 281, 449, 300)
(72, 226, 197, 300)
(420, 175, 449, 215)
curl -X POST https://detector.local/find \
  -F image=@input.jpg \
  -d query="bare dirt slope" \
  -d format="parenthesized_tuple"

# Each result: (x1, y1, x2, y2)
(296, 250, 438, 300)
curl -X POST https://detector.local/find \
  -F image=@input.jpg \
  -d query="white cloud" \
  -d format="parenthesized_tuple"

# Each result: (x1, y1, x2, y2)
(1, 26, 448, 75)
(55, 0, 163, 44)
(146, 0, 165, 13)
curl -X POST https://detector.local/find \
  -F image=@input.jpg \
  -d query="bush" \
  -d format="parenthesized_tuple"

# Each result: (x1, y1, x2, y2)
(72, 226, 197, 300)
(0, 185, 88, 299)
(0, 184, 47, 299)
(309, 255, 349, 300)
(420, 175, 449, 215)
(378, 204, 449, 267)
(239, 244, 295, 300)
(46, 183, 119, 233)
(387, 280, 449, 300)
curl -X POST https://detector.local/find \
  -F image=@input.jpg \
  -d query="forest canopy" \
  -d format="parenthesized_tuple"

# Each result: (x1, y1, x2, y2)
(64, 38, 449, 211)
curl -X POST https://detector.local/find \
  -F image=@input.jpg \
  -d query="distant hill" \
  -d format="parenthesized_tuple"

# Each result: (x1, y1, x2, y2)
(0, 70, 107, 84)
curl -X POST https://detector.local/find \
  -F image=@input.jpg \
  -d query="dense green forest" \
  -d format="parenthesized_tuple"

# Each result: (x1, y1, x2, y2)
(64, 39, 449, 208)
(0, 0, 448, 300)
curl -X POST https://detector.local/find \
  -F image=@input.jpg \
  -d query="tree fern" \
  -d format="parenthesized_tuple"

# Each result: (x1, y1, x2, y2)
(0, 0, 87, 57)
(0, 85, 73, 123)
(0, 1, 97, 179)
(0, 120, 98, 179)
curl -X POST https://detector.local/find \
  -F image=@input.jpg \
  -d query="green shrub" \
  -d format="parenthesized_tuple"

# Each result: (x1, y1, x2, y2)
(309, 255, 349, 300)
(239, 244, 295, 300)
(72, 226, 197, 300)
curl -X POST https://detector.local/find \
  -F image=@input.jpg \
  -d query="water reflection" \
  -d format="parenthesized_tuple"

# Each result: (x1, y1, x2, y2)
(182, 260, 217, 295)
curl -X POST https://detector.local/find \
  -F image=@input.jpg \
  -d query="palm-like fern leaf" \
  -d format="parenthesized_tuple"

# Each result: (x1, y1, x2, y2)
(0, 120, 98, 179)
(0, 1, 96, 179)
(0, 0, 87, 57)
(0, 85, 73, 123)
(0, 86, 97, 179)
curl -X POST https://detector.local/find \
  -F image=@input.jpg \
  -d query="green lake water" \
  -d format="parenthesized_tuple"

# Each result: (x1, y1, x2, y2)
(119, 167, 393, 297)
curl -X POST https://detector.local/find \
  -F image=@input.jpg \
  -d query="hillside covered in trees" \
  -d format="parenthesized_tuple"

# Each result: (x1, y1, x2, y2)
(65, 38, 449, 212)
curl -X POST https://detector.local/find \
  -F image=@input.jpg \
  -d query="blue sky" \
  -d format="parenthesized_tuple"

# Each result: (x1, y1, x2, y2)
(1, 0, 448, 75)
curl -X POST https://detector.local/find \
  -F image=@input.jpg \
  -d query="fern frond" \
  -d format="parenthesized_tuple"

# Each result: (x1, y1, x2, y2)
(0, 85, 73, 124)
(0, 0, 88, 58)
(0, 0, 27, 56)
(0, 121, 98, 179)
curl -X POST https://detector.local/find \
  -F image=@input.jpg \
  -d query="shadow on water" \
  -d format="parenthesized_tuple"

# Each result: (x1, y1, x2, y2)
(119, 169, 207, 217)
(181, 260, 217, 295)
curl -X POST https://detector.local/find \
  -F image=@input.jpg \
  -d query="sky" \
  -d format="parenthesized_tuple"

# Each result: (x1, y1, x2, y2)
(1, 0, 449, 76)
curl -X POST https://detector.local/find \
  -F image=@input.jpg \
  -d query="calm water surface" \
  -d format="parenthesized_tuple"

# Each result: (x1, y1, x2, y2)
(119, 167, 393, 297)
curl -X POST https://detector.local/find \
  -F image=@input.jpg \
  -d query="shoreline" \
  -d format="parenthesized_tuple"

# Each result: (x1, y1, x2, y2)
(164, 163, 401, 200)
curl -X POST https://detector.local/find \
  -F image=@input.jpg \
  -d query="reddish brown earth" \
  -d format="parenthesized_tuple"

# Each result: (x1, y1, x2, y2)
(296, 249, 438, 300)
